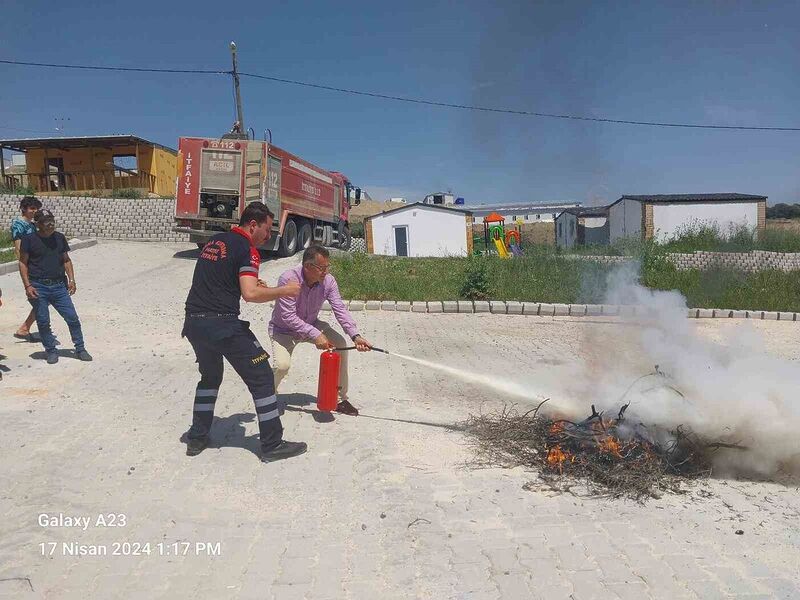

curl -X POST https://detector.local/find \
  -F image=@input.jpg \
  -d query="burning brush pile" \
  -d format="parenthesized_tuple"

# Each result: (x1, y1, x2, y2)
(463, 373, 744, 500)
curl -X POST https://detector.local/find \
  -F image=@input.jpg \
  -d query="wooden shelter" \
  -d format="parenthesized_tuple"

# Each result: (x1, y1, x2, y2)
(0, 135, 177, 196)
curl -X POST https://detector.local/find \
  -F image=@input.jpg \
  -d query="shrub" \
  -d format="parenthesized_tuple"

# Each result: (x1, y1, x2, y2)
(757, 228, 800, 253)
(349, 221, 364, 238)
(0, 183, 35, 195)
(115, 188, 143, 199)
(459, 258, 492, 300)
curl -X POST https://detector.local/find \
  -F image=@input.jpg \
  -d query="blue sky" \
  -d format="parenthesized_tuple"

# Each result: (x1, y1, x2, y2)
(1, 0, 799, 205)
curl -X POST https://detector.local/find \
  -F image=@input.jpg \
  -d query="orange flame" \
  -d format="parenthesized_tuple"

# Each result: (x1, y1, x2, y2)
(548, 422, 565, 435)
(598, 436, 622, 458)
(546, 446, 572, 470)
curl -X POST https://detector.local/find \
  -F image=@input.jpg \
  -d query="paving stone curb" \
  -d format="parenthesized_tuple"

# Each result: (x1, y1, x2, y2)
(317, 299, 799, 321)
(0, 238, 98, 276)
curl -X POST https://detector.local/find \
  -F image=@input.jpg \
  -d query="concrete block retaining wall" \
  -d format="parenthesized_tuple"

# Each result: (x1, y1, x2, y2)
(0, 194, 188, 242)
(565, 251, 800, 272)
(665, 250, 800, 272)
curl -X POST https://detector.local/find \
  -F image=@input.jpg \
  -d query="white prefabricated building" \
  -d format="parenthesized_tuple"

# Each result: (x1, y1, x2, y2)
(555, 206, 610, 249)
(364, 203, 473, 257)
(608, 194, 767, 243)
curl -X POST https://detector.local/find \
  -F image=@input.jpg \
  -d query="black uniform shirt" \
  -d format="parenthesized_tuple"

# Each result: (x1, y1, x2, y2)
(20, 232, 71, 281)
(185, 227, 260, 315)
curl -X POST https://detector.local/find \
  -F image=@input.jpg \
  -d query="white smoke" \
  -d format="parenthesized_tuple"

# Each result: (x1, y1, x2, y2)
(565, 262, 800, 477)
(386, 261, 799, 478)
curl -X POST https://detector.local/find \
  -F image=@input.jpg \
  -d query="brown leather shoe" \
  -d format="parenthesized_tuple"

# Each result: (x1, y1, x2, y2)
(336, 400, 359, 416)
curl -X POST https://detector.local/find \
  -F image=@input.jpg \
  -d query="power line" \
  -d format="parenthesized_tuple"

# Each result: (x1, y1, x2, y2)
(0, 59, 226, 75)
(2, 58, 799, 132)
(0, 124, 59, 135)
(240, 72, 800, 131)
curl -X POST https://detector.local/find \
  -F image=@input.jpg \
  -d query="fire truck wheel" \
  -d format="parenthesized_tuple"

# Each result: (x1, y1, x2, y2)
(278, 219, 298, 257)
(338, 223, 351, 250)
(298, 222, 313, 250)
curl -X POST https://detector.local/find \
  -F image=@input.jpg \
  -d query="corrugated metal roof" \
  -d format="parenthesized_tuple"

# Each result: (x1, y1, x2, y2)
(561, 206, 610, 218)
(620, 193, 766, 203)
(470, 201, 582, 214)
(364, 202, 473, 220)
(0, 134, 177, 154)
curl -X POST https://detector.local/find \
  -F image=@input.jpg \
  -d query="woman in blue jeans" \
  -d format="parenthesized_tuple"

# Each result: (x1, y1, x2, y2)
(18, 210, 92, 365)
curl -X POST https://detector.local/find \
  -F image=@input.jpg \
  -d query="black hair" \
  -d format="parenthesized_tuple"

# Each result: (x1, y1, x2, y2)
(302, 244, 330, 264)
(20, 196, 42, 212)
(239, 201, 274, 226)
(33, 209, 55, 223)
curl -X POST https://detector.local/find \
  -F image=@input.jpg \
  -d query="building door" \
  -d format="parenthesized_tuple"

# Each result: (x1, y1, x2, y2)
(394, 226, 409, 256)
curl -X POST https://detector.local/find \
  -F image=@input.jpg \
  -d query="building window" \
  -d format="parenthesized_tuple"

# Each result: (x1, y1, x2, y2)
(536, 214, 540, 220)
(571, 221, 576, 236)
(524, 215, 529, 221)
(558, 222, 563, 238)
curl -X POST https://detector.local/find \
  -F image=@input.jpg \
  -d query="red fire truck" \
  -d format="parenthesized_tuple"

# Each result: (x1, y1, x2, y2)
(173, 136, 361, 255)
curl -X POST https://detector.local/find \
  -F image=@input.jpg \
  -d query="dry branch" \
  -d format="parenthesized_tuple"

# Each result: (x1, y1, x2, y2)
(461, 373, 738, 501)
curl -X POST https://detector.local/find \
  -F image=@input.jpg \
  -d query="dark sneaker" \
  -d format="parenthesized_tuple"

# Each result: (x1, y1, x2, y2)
(261, 441, 308, 463)
(46, 352, 59, 365)
(186, 437, 209, 456)
(336, 400, 359, 416)
(76, 350, 93, 362)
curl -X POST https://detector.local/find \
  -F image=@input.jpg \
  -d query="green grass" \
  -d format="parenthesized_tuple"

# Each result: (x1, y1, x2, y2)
(331, 249, 800, 311)
(0, 230, 15, 263)
(643, 265, 800, 312)
(0, 183, 35, 195)
(333, 251, 610, 304)
(659, 223, 800, 254)
(332, 253, 467, 301)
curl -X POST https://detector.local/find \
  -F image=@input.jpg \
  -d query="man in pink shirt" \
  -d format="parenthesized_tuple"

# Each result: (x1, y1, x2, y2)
(269, 245, 372, 415)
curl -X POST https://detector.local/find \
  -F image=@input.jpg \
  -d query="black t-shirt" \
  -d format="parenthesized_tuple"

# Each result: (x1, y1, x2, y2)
(185, 227, 260, 315)
(20, 232, 71, 281)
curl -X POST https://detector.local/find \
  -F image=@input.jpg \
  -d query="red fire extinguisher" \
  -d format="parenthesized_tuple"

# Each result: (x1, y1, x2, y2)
(317, 349, 340, 412)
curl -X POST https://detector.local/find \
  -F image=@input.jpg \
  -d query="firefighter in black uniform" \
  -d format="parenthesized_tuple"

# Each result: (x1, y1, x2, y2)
(182, 201, 306, 462)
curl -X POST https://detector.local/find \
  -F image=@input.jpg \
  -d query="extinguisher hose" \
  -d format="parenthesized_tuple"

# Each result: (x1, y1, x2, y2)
(333, 345, 389, 354)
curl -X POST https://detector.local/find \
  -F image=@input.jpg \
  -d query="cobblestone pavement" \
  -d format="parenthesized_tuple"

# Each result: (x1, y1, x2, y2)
(0, 241, 798, 600)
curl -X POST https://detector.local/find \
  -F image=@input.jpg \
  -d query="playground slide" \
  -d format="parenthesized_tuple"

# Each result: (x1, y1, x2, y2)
(493, 237, 510, 258)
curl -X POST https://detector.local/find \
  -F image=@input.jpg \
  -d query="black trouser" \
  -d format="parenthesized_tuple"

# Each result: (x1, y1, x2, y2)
(183, 317, 283, 451)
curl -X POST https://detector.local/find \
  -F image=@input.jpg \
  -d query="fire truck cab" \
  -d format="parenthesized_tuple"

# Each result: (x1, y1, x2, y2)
(173, 136, 360, 256)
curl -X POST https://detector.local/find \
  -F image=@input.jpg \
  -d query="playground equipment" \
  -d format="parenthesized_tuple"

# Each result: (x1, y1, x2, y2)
(482, 212, 523, 258)
(493, 236, 510, 258)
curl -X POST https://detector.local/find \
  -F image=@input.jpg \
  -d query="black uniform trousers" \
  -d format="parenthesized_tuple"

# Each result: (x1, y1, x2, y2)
(183, 316, 283, 451)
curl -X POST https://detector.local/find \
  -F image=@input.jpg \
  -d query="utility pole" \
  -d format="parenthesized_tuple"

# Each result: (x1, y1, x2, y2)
(230, 41, 246, 138)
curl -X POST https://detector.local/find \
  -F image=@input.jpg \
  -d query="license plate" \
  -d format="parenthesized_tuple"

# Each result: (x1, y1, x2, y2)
(209, 160, 234, 173)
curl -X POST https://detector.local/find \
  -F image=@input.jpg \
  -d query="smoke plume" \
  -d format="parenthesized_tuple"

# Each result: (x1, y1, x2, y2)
(556, 262, 800, 478)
